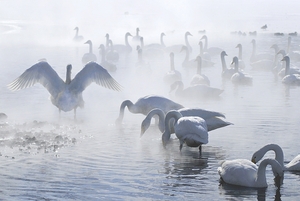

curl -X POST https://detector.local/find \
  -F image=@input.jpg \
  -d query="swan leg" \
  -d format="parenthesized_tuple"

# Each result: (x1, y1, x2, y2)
(199, 145, 202, 157)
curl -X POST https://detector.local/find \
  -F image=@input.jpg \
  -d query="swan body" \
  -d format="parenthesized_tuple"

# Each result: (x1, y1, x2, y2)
(8, 61, 122, 117)
(170, 81, 223, 99)
(201, 35, 223, 57)
(115, 95, 184, 124)
(140, 108, 232, 136)
(164, 52, 182, 85)
(281, 56, 300, 85)
(82, 40, 97, 64)
(191, 56, 210, 86)
(113, 32, 132, 54)
(162, 110, 208, 156)
(231, 57, 253, 85)
(220, 51, 235, 79)
(218, 158, 283, 188)
(73, 27, 84, 42)
(164, 32, 192, 53)
(251, 143, 300, 172)
(99, 44, 117, 72)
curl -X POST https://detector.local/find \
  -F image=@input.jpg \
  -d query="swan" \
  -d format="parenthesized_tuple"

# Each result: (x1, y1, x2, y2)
(218, 158, 283, 188)
(281, 56, 300, 85)
(82, 40, 97, 64)
(106, 39, 119, 62)
(140, 108, 232, 136)
(132, 27, 142, 42)
(73, 27, 84, 42)
(231, 57, 253, 85)
(142, 32, 166, 49)
(0, 113, 7, 120)
(234, 44, 246, 69)
(250, 39, 273, 63)
(162, 110, 208, 157)
(200, 35, 223, 57)
(112, 32, 132, 54)
(190, 56, 210, 86)
(220, 51, 235, 79)
(198, 41, 214, 67)
(251, 144, 300, 172)
(170, 81, 223, 99)
(7, 61, 122, 118)
(115, 95, 184, 124)
(140, 37, 165, 61)
(180, 45, 197, 68)
(163, 52, 182, 85)
(164, 31, 192, 53)
(99, 44, 117, 72)
(136, 46, 151, 75)
(277, 52, 300, 78)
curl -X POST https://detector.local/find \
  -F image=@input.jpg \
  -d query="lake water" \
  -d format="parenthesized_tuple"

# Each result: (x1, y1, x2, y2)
(0, 17, 300, 200)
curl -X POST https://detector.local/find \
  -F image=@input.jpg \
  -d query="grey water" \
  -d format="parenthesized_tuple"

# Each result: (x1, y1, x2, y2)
(1, 1, 300, 200)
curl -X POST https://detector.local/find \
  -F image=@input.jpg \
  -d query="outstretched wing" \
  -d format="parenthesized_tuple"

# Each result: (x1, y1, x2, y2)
(69, 61, 122, 92)
(7, 61, 65, 97)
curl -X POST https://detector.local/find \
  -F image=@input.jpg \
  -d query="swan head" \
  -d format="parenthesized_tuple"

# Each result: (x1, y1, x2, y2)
(231, 56, 239, 65)
(251, 39, 256, 44)
(67, 64, 72, 72)
(251, 149, 265, 164)
(74, 27, 79, 31)
(200, 35, 207, 40)
(84, 40, 92, 45)
(221, 51, 227, 57)
(180, 45, 187, 52)
(161, 32, 166, 37)
(281, 56, 290, 62)
(277, 50, 287, 57)
(185, 31, 192, 37)
(195, 55, 202, 63)
(126, 32, 132, 37)
(105, 33, 109, 39)
(270, 44, 278, 49)
(235, 44, 242, 48)
(140, 118, 151, 137)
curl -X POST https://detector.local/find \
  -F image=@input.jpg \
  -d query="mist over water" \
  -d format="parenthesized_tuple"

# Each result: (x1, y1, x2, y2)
(1, 0, 300, 200)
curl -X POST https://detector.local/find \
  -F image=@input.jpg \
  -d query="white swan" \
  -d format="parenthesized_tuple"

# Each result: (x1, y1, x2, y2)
(140, 37, 165, 61)
(164, 32, 192, 54)
(162, 110, 208, 157)
(250, 39, 273, 63)
(135, 46, 151, 75)
(281, 56, 300, 85)
(82, 40, 97, 64)
(140, 108, 232, 136)
(251, 144, 300, 171)
(218, 158, 283, 188)
(143, 32, 166, 49)
(112, 32, 132, 54)
(170, 81, 223, 99)
(115, 95, 184, 124)
(287, 36, 300, 62)
(181, 45, 197, 68)
(200, 35, 223, 57)
(99, 44, 117, 72)
(8, 61, 122, 118)
(190, 56, 210, 86)
(132, 27, 142, 42)
(220, 51, 235, 79)
(278, 53, 300, 78)
(231, 57, 253, 85)
(106, 39, 119, 62)
(163, 52, 182, 85)
(234, 44, 246, 69)
(73, 27, 84, 42)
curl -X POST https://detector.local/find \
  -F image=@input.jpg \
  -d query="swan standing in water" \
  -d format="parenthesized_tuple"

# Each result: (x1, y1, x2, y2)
(281, 56, 300, 85)
(218, 158, 283, 188)
(162, 110, 208, 157)
(82, 40, 97, 64)
(163, 52, 182, 85)
(190, 56, 210, 86)
(140, 108, 232, 136)
(73, 27, 84, 42)
(8, 61, 122, 118)
(220, 51, 235, 79)
(251, 144, 300, 171)
(231, 57, 253, 85)
(115, 95, 184, 125)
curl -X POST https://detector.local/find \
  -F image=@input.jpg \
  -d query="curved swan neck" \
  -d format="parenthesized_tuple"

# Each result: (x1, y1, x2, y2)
(237, 45, 243, 59)
(125, 33, 131, 46)
(284, 56, 290, 75)
(199, 41, 204, 56)
(257, 159, 283, 187)
(196, 56, 202, 74)
(160, 33, 166, 47)
(170, 53, 175, 71)
(75, 28, 79, 36)
(66, 65, 72, 84)
(232, 57, 239, 71)
(185, 32, 191, 50)
(163, 110, 182, 144)
(221, 52, 227, 70)
(89, 42, 93, 53)
(183, 46, 189, 62)
(147, 109, 166, 132)
(263, 144, 284, 165)
(201, 35, 208, 50)
(117, 100, 134, 120)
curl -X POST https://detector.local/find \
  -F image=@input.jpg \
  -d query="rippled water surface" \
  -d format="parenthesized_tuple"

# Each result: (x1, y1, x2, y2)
(1, 14, 300, 200)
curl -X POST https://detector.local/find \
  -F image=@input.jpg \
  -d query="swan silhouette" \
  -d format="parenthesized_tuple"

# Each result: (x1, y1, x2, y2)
(281, 56, 300, 85)
(220, 51, 235, 79)
(8, 61, 122, 118)
(73, 27, 84, 42)
(82, 40, 97, 64)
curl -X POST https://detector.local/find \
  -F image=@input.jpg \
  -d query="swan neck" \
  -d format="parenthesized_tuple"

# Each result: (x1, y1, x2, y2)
(199, 42, 203, 56)
(285, 57, 290, 75)
(203, 36, 208, 50)
(170, 55, 175, 71)
(117, 100, 134, 120)
(221, 54, 227, 70)
(164, 111, 182, 135)
(264, 144, 284, 165)
(185, 34, 191, 50)
(89, 42, 93, 53)
(257, 159, 282, 187)
(100, 46, 105, 62)
(148, 109, 165, 132)
(66, 66, 72, 84)
(197, 57, 202, 74)
(238, 46, 243, 59)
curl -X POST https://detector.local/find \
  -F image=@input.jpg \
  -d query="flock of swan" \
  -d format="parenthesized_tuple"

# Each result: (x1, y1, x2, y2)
(4, 26, 300, 190)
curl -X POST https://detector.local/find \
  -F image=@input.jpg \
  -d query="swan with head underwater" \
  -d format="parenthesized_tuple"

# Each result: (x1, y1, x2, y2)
(140, 107, 232, 136)
(162, 110, 208, 157)
(115, 95, 184, 125)
(218, 158, 283, 188)
(8, 61, 122, 119)
(252, 143, 300, 172)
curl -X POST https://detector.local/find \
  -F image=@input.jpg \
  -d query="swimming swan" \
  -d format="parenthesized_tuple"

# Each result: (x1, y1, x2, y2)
(140, 108, 232, 136)
(220, 51, 235, 79)
(73, 27, 84, 42)
(115, 95, 184, 125)
(8, 61, 122, 118)
(82, 40, 97, 64)
(162, 110, 208, 157)
(231, 57, 253, 85)
(190, 56, 210, 86)
(218, 158, 284, 188)
(251, 143, 300, 171)
(281, 56, 300, 85)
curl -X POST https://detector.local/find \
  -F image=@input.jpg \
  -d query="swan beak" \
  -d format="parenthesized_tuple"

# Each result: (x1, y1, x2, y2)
(251, 158, 257, 164)
(140, 128, 145, 137)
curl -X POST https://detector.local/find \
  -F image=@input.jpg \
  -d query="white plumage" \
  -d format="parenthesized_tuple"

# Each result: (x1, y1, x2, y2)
(8, 61, 122, 118)
(231, 57, 253, 85)
(191, 56, 210, 86)
(281, 56, 300, 85)
(218, 158, 283, 188)
(82, 40, 97, 64)
(73, 27, 84, 42)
